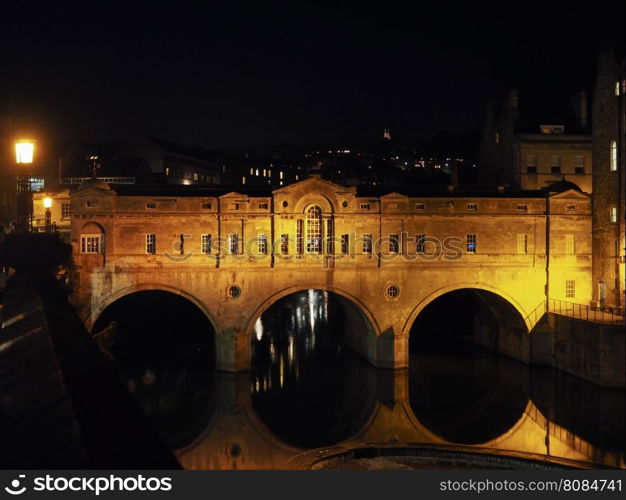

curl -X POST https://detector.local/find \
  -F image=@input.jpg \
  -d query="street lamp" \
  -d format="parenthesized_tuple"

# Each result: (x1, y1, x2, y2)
(15, 139, 35, 231)
(43, 196, 52, 232)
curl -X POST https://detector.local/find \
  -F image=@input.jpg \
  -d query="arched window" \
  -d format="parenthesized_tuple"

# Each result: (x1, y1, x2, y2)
(80, 222, 105, 255)
(306, 206, 322, 253)
(610, 140, 617, 171)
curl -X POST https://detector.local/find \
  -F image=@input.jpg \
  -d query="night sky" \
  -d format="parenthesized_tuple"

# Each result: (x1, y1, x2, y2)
(0, 1, 623, 148)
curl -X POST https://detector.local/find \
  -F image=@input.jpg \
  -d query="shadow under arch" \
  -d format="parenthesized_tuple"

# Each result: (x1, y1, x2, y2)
(249, 289, 378, 449)
(87, 283, 221, 335)
(407, 287, 531, 445)
(91, 287, 219, 451)
(403, 283, 531, 335)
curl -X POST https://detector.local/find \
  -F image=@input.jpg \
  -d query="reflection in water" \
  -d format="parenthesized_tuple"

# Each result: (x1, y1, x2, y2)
(97, 289, 624, 469)
(409, 347, 530, 444)
(93, 291, 217, 450)
(250, 290, 374, 448)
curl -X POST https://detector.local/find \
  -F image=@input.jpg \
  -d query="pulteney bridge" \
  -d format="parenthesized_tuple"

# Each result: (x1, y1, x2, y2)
(70, 176, 592, 371)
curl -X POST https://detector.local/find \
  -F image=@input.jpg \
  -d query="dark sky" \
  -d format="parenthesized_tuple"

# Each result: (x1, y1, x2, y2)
(0, 1, 623, 148)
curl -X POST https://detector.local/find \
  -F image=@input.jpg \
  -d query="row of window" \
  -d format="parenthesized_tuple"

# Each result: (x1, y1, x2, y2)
(525, 154, 585, 175)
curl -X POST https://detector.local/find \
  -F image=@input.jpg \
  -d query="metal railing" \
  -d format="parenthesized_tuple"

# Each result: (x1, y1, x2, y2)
(524, 301, 547, 330)
(548, 298, 625, 325)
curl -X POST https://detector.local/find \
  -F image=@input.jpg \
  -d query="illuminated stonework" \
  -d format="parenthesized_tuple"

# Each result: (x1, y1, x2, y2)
(70, 175, 592, 371)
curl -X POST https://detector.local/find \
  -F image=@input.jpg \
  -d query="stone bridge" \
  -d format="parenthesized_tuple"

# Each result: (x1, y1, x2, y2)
(69, 177, 592, 371)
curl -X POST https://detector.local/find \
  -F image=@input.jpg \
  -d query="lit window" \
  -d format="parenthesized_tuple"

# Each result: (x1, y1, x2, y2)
(229, 233, 239, 254)
(81, 235, 101, 254)
(340, 234, 349, 255)
(145, 234, 156, 254)
(326, 219, 334, 254)
(280, 234, 289, 254)
(201, 234, 212, 254)
(565, 280, 576, 299)
(193, 172, 198, 181)
(494, 130, 500, 144)
(565, 234, 575, 255)
(263, 169, 267, 177)
(389, 234, 399, 253)
(610, 141, 617, 171)
(467, 203, 478, 210)
(517, 234, 527, 254)
(415, 203, 425, 210)
(363, 234, 373, 254)
(62, 203, 71, 219)
(250, 167, 254, 175)
(360, 203, 371, 210)
(165, 167, 170, 176)
(257, 234, 268, 254)
(610, 206, 617, 223)
(242, 176, 246, 185)
(296, 219, 304, 254)
(306, 206, 322, 253)
(466, 234, 477, 253)
(416, 234, 426, 254)
(616, 81, 621, 96)
(279, 171, 284, 180)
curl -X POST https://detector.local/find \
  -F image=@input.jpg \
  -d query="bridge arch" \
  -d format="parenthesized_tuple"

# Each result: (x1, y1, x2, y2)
(87, 283, 222, 336)
(245, 284, 380, 342)
(403, 283, 531, 335)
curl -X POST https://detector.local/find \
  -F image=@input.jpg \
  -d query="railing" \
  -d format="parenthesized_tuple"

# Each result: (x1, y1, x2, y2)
(524, 300, 547, 330)
(548, 298, 625, 325)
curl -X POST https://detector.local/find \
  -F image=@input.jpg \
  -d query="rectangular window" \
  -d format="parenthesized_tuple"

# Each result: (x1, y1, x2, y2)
(517, 204, 528, 212)
(517, 234, 527, 254)
(258, 202, 269, 210)
(341, 234, 349, 255)
(566, 204, 577, 212)
(389, 234, 399, 253)
(415, 203, 425, 210)
(202, 202, 212, 209)
(363, 234, 373, 254)
(62, 203, 71, 219)
(360, 203, 371, 210)
(257, 234, 268, 254)
(228, 203, 240, 210)
(565, 234, 575, 254)
(146, 234, 156, 255)
(296, 220, 304, 254)
(467, 203, 478, 211)
(193, 172, 199, 181)
(146, 202, 157, 209)
(574, 156, 584, 174)
(201, 234, 212, 254)
(229, 233, 239, 255)
(565, 280, 576, 299)
(466, 234, 477, 253)
(326, 219, 334, 254)
(416, 234, 426, 254)
(81, 235, 101, 254)
(86, 200, 98, 208)
(550, 155, 561, 173)
(610, 206, 617, 223)
(280, 234, 289, 254)
(526, 154, 537, 174)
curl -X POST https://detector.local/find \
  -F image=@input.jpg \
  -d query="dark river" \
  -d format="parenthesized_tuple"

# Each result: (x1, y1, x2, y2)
(96, 289, 625, 469)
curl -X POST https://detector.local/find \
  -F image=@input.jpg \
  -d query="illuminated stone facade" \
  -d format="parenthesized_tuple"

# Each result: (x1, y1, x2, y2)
(70, 176, 592, 371)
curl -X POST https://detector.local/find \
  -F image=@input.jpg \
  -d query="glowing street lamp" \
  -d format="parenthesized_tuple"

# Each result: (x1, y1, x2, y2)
(15, 139, 36, 231)
(15, 139, 35, 164)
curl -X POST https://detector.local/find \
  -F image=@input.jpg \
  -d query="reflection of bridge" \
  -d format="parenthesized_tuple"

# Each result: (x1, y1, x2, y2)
(178, 369, 624, 470)
(71, 176, 592, 371)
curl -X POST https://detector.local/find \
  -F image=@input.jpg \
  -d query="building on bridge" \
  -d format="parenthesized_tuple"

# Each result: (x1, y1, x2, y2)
(69, 175, 592, 372)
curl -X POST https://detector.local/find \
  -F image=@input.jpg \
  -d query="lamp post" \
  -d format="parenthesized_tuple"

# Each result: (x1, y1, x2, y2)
(43, 196, 52, 233)
(15, 139, 35, 232)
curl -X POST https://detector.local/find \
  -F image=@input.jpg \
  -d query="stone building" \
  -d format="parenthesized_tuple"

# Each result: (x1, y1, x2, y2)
(69, 176, 592, 371)
(592, 50, 625, 308)
(480, 90, 592, 192)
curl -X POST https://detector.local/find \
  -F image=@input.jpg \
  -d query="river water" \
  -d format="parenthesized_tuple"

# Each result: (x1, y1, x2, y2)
(103, 289, 625, 469)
